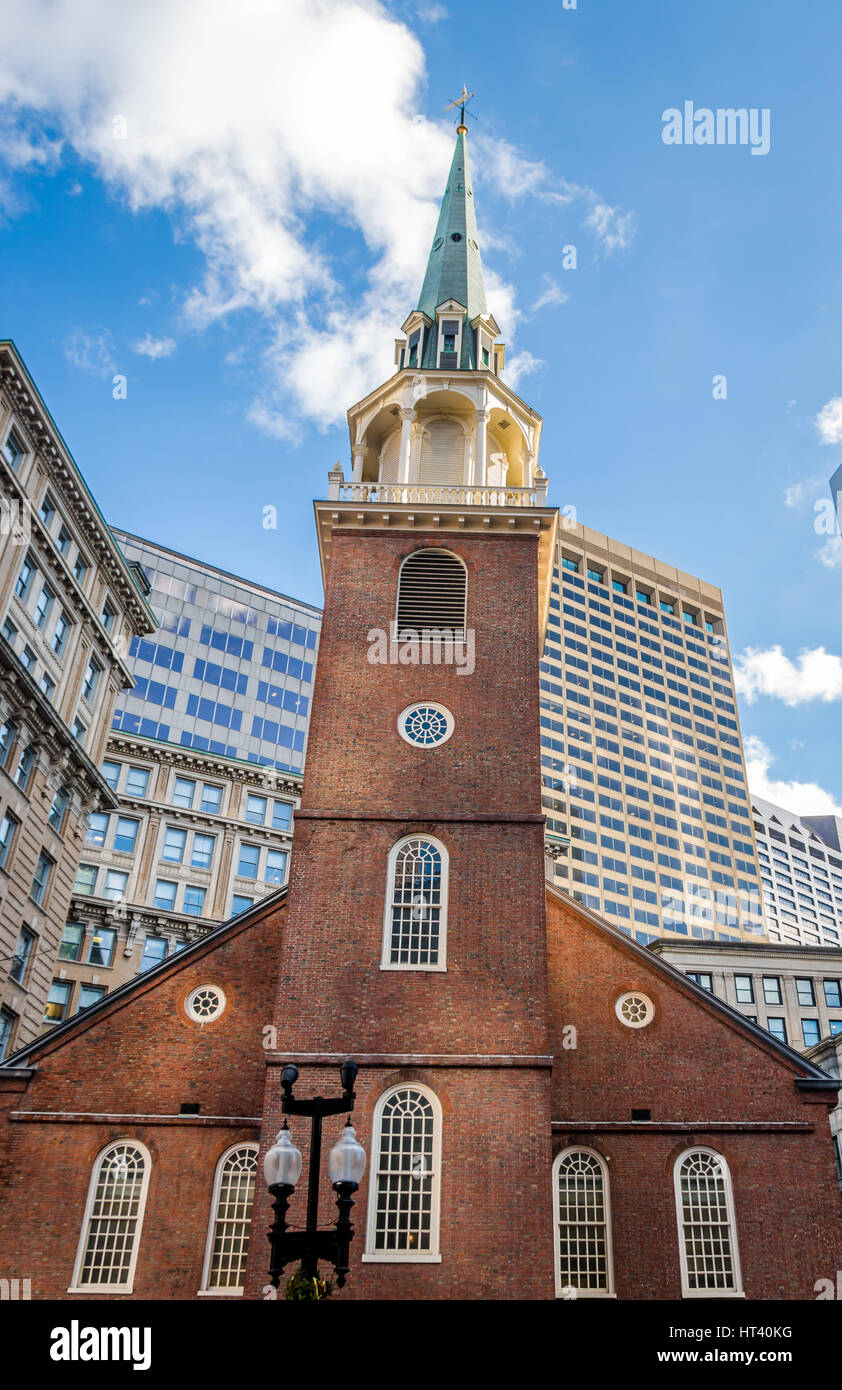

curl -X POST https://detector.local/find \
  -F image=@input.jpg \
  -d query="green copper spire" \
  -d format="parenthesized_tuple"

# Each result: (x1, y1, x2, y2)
(415, 130, 489, 368)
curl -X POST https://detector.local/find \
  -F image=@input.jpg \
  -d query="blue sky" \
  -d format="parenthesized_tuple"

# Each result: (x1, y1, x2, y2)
(2, 0, 842, 811)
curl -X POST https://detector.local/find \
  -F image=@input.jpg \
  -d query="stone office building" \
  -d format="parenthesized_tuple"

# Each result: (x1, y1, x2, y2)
(0, 340, 157, 1056)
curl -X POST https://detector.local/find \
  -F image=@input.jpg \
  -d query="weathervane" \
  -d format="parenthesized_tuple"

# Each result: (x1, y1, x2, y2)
(444, 85, 476, 133)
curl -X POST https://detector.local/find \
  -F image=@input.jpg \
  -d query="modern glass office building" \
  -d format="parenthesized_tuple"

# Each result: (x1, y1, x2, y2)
(541, 522, 765, 944)
(111, 530, 321, 773)
(752, 794, 842, 948)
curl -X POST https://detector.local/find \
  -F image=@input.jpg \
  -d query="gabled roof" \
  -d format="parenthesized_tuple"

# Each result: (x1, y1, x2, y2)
(1, 888, 287, 1070)
(546, 883, 838, 1091)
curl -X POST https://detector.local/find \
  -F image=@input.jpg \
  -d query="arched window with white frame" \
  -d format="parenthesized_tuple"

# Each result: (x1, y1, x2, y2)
(673, 1147, 743, 1298)
(382, 835, 448, 971)
(70, 1140, 151, 1293)
(362, 1084, 443, 1263)
(200, 1142, 258, 1295)
(552, 1146, 615, 1298)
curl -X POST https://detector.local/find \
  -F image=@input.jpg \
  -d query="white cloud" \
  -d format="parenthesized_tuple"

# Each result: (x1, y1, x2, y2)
(0, 0, 633, 431)
(417, 1, 448, 20)
(246, 398, 301, 445)
(64, 328, 117, 377)
(530, 277, 568, 312)
(745, 735, 842, 816)
(783, 475, 823, 508)
(818, 535, 842, 569)
(133, 333, 176, 359)
(816, 395, 842, 444)
(734, 645, 842, 705)
(505, 350, 544, 391)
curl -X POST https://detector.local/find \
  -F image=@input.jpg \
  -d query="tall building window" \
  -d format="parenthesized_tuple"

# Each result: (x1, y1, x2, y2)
(52, 610, 71, 656)
(0, 811, 19, 870)
(245, 794, 267, 824)
(71, 1141, 151, 1292)
(2, 430, 23, 470)
(125, 766, 150, 797)
(140, 936, 167, 972)
(237, 844, 260, 879)
(795, 978, 816, 1007)
(34, 584, 54, 629)
(173, 776, 195, 808)
(15, 554, 35, 601)
(103, 870, 128, 903)
(73, 553, 88, 584)
(154, 880, 177, 911)
(264, 849, 287, 885)
(59, 922, 85, 961)
(15, 745, 35, 791)
(200, 1144, 258, 1294)
(802, 1018, 821, 1047)
(86, 812, 109, 846)
(734, 974, 754, 1004)
(767, 1017, 787, 1043)
(231, 894, 253, 916)
(762, 976, 782, 1006)
(201, 783, 223, 814)
(162, 827, 187, 863)
(77, 984, 105, 1012)
(824, 979, 842, 1009)
(363, 1085, 442, 1263)
(674, 1148, 742, 1298)
(101, 600, 115, 632)
(113, 817, 139, 853)
(73, 863, 98, 895)
(191, 833, 215, 869)
(0, 1007, 17, 1060)
(10, 927, 35, 984)
(553, 1147, 614, 1298)
(395, 548, 467, 638)
(272, 800, 293, 831)
(30, 850, 54, 906)
(101, 760, 121, 791)
(82, 657, 102, 702)
(44, 980, 72, 1022)
(0, 719, 17, 767)
(87, 927, 116, 968)
(40, 673, 55, 702)
(382, 836, 448, 970)
(183, 885, 206, 917)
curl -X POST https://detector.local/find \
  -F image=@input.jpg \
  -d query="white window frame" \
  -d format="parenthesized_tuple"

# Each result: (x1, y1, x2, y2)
(552, 1146, 616, 1299)
(381, 834, 449, 973)
(673, 1147, 744, 1299)
(68, 1139, 152, 1294)
(362, 1082, 443, 1264)
(198, 1142, 259, 1296)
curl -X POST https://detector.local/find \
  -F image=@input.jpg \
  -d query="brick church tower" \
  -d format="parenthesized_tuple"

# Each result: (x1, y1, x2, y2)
(246, 119, 560, 1299)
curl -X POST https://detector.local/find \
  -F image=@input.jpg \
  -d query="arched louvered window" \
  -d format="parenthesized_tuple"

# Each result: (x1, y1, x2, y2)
(363, 1085, 443, 1263)
(552, 1147, 614, 1298)
(395, 548, 467, 639)
(382, 835, 448, 971)
(418, 417, 465, 485)
(674, 1148, 742, 1297)
(70, 1141, 151, 1292)
(200, 1143, 258, 1294)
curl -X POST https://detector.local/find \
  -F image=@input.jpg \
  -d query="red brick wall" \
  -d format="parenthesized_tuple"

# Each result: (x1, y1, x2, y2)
(546, 891, 842, 1298)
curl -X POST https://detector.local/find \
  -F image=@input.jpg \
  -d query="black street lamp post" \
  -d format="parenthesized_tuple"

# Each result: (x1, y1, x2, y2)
(263, 1059, 367, 1289)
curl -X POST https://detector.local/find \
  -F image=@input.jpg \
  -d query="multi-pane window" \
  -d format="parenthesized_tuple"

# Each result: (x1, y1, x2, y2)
(44, 980, 72, 1022)
(49, 786, 69, 831)
(15, 744, 35, 790)
(0, 811, 19, 870)
(2, 617, 17, 644)
(52, 610, 71, 656)
(365, 1086, 441, 1260)
(125, 766, 150, 797)
(2, 430, 23, 470)
(762, 976, 782, 1006)
(103, 870, 128, 903)
(231, 894, 253, 916)
(184, 885, 206, 917)
(72, 717, 86, 745)
(59, 922, 85, 961)
(74, 863, 98, 895)
(57, 525, 71, 556)
(272, 801, 293, 831)
(10, 927, 35, 983)
(674, 1149, 742, 1296)
(201, 1145, 258, 1293)
(0, 1007, 16, 1060)
(39, 495, 55, 526)
(191, 833, 215, 869)
(35, 584, 54, 629)
(87, 927, 116, 968)
(553, 1148, 614, 1297)
(40, 672, 55, 702)
(77, 985, 105, 1012)
(101, 601, 115, 632)
(802, 1019, 821, 1047)
(767, 1017, 787, 1043)
(102, 760, 121, 791)
(734, 974, 754, 1004)
(162, 827, 187, 863)
(173, 777, 195, 808)
(82, 657, 102, 702)
(15, 554, 35, 600)
(237, 844, 260, 879)
(86, 812, 109, 847)
(795, 978, 816, 1007)
(823, 979, 841, 1009)
(382, 837, 447, 969)
(21, 644, 36, 673)
(154, 880, 177, 911)
(0, 719, 17, 766)
(72, 1142, 150, 1291)
(113, 817, 139, 853)
(31, 850, 54, 906)
(201, 784, 223, 814)
(265, 850, 287, 885)
(245, 794, 267, 824)
(687, 972, 713, 993)
(73, 553, 88, 584)
(140, 936, 167, 972)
